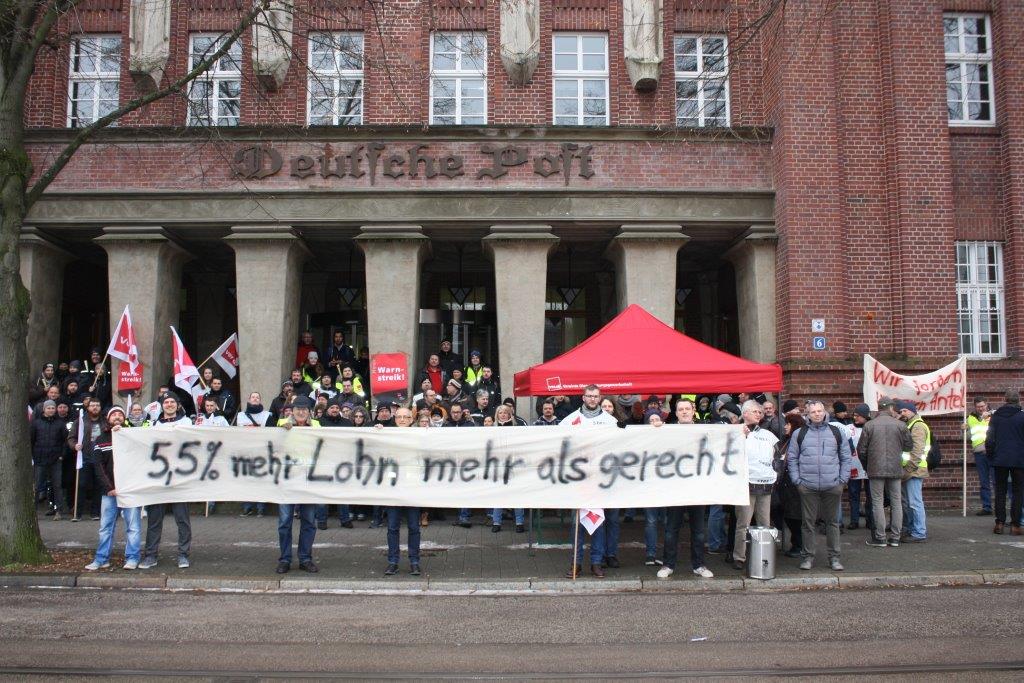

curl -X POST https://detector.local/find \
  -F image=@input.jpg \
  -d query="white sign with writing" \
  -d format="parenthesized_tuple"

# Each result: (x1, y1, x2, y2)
(862, 354, 967, 415)
(113, 425, 750, 508)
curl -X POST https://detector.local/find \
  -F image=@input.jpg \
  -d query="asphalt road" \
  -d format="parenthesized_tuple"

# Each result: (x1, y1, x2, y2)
(0, 586, 1022, 680)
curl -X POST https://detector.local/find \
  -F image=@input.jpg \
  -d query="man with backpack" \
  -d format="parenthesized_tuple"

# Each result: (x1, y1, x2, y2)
(787, 400, 852, 571)
(896, 400, 930, 542)
(857, 399, 913, 547)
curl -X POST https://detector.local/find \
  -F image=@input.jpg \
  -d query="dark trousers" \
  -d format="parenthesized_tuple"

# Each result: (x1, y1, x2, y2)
(994, 466, 1024, 525)
(662, 505, 706, 571)
(34, 461, 66, 513)
(387, 507, 421, 565)
(848, 478, 872, 526)
(144, 502, 192, 559)
(75, 462, 101, 517)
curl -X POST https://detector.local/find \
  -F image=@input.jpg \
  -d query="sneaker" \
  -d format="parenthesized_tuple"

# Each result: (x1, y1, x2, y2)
(604, 556, 620, 569)
(341, 520, 354, 529)
(123, 559, 139, 570)
(453, 521, 472, 529)
(276, 561, 290, 574)
(356, 513, 366, 521)
(515, 524, 525, 533)
(52, 512, 63, 521)
(256, 511, 265, 518)
(901, 535, 926, 543)
(70, 516, 81, 523)
(177, 555, 190, 569)
(693, 566, 714, 579)
(846, 521, 859, 530)
(705, 546, 725, 555)
(491, 524, 501, 533)
(240, 510, 254, 517)
(84, 561, 109, 571)
(830, 559, 844, 571)
(976, 509, 992, 516)
(138, 557, 158, 570)
(798, 558, 813, 571)
(90, 515, 100, 521)
(317, 521, 327, 531)
(644, 557, 658, 566)
(656, 566, 674, 579)
(384, 563, 399, 576)
(865, 538, 888, 548)
(299, 561, 319, 573)
(888, 539, 900, 547)
(410, 564, 421, 576)
(784, 548, 802, 558)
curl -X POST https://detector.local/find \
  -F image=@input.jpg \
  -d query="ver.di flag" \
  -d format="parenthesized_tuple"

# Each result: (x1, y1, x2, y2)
(579, 508, 605, 535)
(106, 305, 140, 372)
(171, 326, 205, 409)
(211, 333, 239, 379)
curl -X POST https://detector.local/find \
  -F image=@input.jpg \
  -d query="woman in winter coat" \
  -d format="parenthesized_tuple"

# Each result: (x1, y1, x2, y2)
(774, 413, 806, 557)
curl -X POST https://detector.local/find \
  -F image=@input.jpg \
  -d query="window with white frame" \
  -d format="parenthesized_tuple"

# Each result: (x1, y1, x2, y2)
(67, 35, 121, 128)
(308, 32, 363, 126)
(552, 33, 608, 126)
(187, 34, 242, 127)
(956, 241, 1005, 358)
(430, 32, 486, 125)
(674, 34, 729, 127)
(944, 14, 994, 125)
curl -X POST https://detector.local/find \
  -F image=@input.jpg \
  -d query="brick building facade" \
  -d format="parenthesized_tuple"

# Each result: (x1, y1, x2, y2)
(19, 0, 1024, 508)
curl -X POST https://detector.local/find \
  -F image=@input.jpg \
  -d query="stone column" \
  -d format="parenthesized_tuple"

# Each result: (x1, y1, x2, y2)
(605, 224, 688, 325)
(226, 226, 309, 406)
(355, 225, 429, 403)
(95, 227, 191, 401)
(725, 226, 778, 363)
(19, 227, 73, 374)
(483, 224, 558, 417)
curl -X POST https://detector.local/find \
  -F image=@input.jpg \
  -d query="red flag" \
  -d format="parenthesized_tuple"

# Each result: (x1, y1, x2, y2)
(106, 305, 140, 372)
(171, 327, 203, 407)
(211, 333, 239, 379)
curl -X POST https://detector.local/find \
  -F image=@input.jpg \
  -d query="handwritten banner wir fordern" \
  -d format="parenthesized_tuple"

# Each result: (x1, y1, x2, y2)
(862, 354, 967, 415)
(113, 425, 750, 509)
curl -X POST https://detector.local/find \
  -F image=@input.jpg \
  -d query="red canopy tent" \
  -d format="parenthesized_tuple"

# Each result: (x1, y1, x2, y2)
(514, 304, 782, 396)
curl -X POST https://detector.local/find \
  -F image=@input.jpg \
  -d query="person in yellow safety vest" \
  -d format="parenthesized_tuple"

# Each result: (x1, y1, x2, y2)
(896, 400, 929, 542)
(335, 365, 368, 405)
(965, 397, 993, 515)
(276, 397, 320, 575)
(463, 350, 485, 404)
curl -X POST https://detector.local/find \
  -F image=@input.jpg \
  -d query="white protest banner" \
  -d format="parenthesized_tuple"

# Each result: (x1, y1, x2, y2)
(113, 424, 749, 509)
(862, 354, 967, 416)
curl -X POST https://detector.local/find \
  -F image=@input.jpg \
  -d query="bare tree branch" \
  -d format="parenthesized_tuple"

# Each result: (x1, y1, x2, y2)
(25, 0, 270, 209)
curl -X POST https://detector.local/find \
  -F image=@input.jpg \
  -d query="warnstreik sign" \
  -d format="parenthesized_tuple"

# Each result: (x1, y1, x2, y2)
(862, 354, 967, 415)
(113, 425, 749, 509)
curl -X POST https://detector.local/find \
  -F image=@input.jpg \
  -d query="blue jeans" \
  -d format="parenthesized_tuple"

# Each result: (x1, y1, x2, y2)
(242, 502, 266, 514)
(315, 504, 352, 523)
(458, 508, 472, 523)
(572, 514, 606, 565)
(278, 504, 316, 564)
(974, 450, 993, 511)
(663, 506, 706, 570)
(848, 479, 871, 524)
(604, 508, 620, 558)
(94, 495, 141, 565)
(707, 505, 726, 550)
(387, 507, 421, 564)
(901, 478, 927, 539)
(491, 508, 524, 525)
(644, 507, 665, 559)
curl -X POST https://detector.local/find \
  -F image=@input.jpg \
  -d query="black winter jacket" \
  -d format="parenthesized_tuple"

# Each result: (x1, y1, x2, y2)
(31, 415, 68, 465)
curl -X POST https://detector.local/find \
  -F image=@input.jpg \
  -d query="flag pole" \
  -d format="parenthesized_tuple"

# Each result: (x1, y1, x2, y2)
(73, 468, 80, 520)
(962, 402, 968, 517)
(572, 510, 580, 582)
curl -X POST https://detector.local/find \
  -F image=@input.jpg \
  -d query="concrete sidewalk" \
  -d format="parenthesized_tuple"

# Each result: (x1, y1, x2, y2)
(5, 509, 1022, 594)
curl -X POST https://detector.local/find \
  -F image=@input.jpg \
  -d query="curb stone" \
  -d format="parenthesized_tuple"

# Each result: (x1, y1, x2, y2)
(640, 577, 744, 592)
(76, 574, 167, 589)
(277, 578, 429, 591)
(166, 577, 280, 591)
(0, 574, 77, 588)
(744, 575, 839, 590)
(980, 570, 1024, 584)
(427, 580, 532, 592)
(529, 578, 642, 592)
(837, 572, 984, 589)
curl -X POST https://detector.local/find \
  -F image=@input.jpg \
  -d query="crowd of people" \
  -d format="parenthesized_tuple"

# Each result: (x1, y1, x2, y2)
(27, 333, 1024, 578)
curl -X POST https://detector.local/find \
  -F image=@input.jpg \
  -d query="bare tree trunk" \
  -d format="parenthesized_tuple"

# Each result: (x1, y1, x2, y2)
(0, 90, 48, 564)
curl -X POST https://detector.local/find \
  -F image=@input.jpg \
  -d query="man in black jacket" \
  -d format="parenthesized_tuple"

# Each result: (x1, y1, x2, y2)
(205, 376, 237, 422)
(31, 400, 69, 519)
(68, 397, 104, 520)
